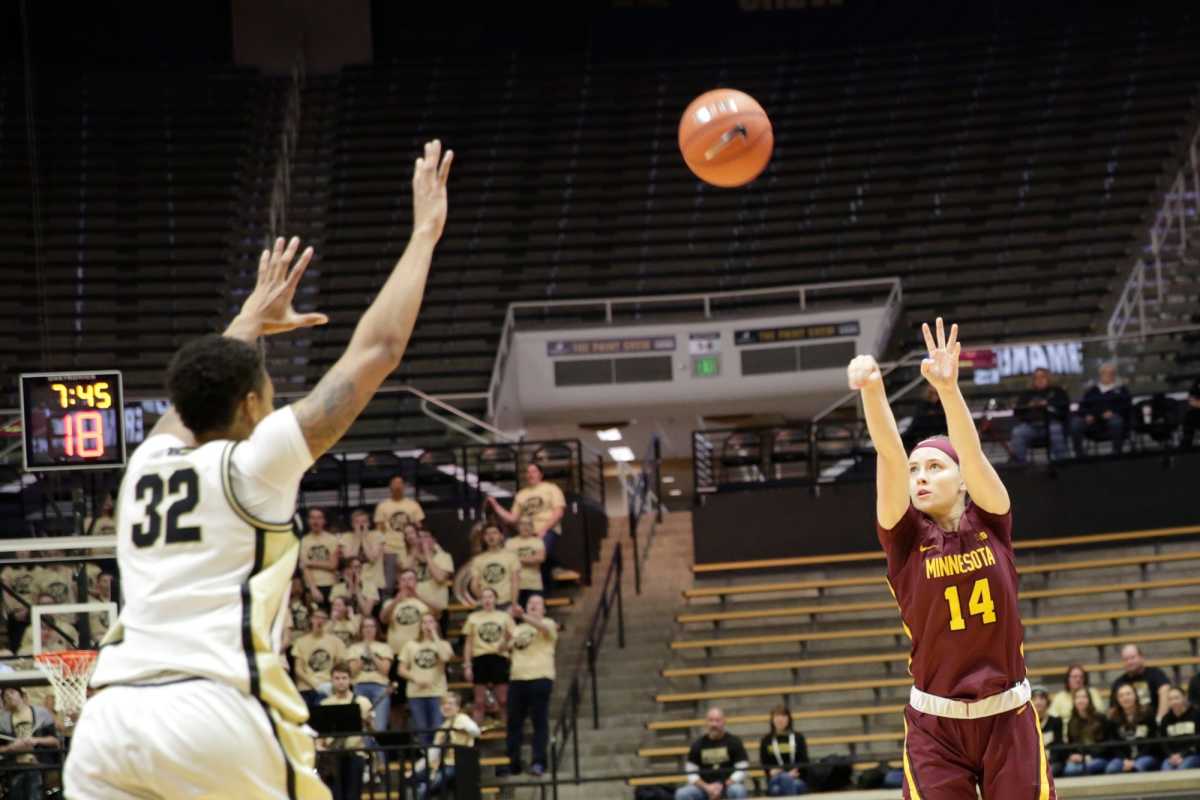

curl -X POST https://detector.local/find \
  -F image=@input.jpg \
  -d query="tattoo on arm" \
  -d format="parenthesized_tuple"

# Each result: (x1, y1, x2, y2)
(294, 370, 360, 459)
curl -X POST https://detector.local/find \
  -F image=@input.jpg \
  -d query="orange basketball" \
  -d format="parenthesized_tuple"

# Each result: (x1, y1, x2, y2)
(678, 88, 773, 188)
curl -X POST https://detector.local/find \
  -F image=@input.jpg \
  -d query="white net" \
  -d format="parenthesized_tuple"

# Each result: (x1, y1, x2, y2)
(34, 651, 97, 721)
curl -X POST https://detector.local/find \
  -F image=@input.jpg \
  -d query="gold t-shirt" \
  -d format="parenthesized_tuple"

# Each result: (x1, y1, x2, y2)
(290, 632, 346, 691)
(319, 693, 373, 749)
(471, 550, 521, 605)
(358, 529, 387, 586)
(2, 567, 36, 611)
(374, 498, 425, 535)
(33, 565, 75, 605)
(300, 532, 340, 587)
(348, 640, 394, 686)
(463, 609, 515, 658)
(415, 549, 455, 611)
(330, 578, 383, 611)
(328, 614, 361, 649)
(334, 531, 363, 561)
(510, 618, 558, 682)
(513, 482, 566, 534)
(400, 639, 454, 698)
(385, 596, 429, 653)
(19, 619, 78, 655)
(504, 536, 546, 592)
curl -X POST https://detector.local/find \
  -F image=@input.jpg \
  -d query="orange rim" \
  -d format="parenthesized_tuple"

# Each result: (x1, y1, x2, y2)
(34, 650, 97, 669)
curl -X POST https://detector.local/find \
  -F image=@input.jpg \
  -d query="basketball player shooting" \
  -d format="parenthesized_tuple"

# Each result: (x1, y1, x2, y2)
(64, 140, 453, 799)
(848, 318, 1055, 800)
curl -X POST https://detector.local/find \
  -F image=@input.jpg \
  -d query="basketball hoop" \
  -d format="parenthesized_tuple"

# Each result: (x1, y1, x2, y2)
(34, 650, 97, 722)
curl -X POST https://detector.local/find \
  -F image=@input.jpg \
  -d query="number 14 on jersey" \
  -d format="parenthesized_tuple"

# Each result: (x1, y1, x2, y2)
(943, 577, 997, 631)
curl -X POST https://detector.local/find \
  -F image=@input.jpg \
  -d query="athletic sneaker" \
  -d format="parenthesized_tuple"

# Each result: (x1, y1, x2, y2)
(530, 764, 545, 777)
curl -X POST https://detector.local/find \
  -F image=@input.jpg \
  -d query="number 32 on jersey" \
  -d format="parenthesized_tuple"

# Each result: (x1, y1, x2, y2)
(943, 578, 997, 631)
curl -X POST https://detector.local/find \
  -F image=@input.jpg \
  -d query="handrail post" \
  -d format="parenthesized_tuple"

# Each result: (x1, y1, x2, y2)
(653, 436, 663, 524)
(587, 639, 600, 730)
(616, 542, 626, 649)
(571, 680, 581, 782)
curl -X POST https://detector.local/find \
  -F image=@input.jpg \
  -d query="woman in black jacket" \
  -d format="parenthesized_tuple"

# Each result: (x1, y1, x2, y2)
(1064, 687, 1114, 776)
(1103, 681, 1161, 773)
(1160, 685, 1200, 770)
(759, 705, 808, 796)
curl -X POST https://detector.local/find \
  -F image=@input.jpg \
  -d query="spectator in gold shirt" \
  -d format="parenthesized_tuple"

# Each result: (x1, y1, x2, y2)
(504, 595, 557, 777)
(487, 464, 566, 593)
(374, 475, 425, 544)
(470, 525, 520, 609)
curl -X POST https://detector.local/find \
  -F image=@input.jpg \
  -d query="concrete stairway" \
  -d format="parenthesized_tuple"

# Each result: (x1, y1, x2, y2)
(503, 510, 696, 800)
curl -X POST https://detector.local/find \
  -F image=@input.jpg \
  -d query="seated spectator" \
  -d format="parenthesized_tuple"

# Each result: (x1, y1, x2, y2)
(0, 686, 60, 800)
(290, 606, 346, 709)
(463, 588, 515, 730)
(507, 521, 547, 608)
(327, 596, 361, 649)
(398, 613, 454, 746)
(759, 705, 808, 796)
(417, 693, 479, 800)
(1160, 685, 1200, 771)
(903, 386, 947, 452)
(331, 557, 380, 620)
(1111, 644, 1171, 721)
(317, 662, 373, 800)
(347, 616, 393, 736)
(1049, 664, 1107, 720)
(1182, 377, 1200, 451)
(1064, 687, 1113, 776)
(301, 508, 340, 608)
(1104, 682, 1161, 773)
(1010, 368, 1070, 463)
(1032, 687, 1065, 777)
(676, 707, 749, 800)
(1071, 362, 1131, 458)
(420, 695, 480, 800)
(470, 525, 520, 609)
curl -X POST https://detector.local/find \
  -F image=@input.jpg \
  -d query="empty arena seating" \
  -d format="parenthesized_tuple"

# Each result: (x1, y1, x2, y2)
(642, 525, 1200, 774)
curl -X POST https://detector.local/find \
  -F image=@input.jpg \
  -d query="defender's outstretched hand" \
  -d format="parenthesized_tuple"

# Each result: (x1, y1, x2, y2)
(920, 317, 961, 391)
(412, 139, 453, 242)
(243, 236, 329, 335)
(847, 354, 882, 391)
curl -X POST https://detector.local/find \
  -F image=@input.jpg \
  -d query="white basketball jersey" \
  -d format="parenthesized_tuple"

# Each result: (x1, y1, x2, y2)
(91, 407, 314, 725)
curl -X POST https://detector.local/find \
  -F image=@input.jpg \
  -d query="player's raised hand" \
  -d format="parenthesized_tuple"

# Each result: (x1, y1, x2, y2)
(847, 354, 882, 391)
(920, 317, 961, 392)
(243, 236, 329, 335)
(412, 139, 453, 242)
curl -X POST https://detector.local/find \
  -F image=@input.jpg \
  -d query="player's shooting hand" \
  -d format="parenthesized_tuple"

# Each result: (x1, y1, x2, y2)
(412, 139, 453, 242)
(920, 317, 961, 393)
(846, 354, 882, 391)
(244, 236, 329, 335)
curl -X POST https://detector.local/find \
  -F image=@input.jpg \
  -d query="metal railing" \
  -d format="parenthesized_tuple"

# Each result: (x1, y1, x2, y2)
(545, 541, 625, 796)
(267, 55, 305, 241)
(1107, 122, 1199, 338)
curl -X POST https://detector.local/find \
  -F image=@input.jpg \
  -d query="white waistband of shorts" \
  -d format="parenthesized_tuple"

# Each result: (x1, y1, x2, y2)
(909, 679, 1031, 720)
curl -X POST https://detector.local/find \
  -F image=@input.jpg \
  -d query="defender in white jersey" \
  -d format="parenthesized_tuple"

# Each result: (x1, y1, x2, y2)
(65, 140, 454, 799)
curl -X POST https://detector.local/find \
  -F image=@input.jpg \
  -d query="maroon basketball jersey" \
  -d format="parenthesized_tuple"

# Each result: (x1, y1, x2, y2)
(877, 501, 1027, 701)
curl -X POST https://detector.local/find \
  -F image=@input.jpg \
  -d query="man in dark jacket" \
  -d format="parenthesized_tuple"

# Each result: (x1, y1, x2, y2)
(1010, 368, 1070, 463)
(1071, 363, 1131, 457)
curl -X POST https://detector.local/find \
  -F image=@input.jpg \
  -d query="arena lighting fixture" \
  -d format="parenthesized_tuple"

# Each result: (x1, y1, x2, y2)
(608, 446, 636, 462)
(596, 428, 623, 442)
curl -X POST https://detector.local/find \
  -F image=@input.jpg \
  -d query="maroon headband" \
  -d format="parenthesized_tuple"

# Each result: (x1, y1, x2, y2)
(913, 437, 959, 464)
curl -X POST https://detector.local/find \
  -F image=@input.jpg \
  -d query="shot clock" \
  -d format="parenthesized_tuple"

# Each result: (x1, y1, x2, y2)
(19, 371, 126, 471)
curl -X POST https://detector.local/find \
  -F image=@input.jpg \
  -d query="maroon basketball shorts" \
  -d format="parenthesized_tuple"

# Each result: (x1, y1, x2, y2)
(900, 703, 1056, 800)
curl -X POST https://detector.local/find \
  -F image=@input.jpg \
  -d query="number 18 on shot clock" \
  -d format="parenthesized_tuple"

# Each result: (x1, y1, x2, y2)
(19, 371, 126, 471)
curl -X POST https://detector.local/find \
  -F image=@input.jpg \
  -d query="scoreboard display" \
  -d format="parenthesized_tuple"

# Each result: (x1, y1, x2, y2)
(19, 371, 126, 471)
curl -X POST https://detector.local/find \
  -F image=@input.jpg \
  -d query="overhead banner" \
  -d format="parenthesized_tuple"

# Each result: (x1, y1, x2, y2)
(734, 320, 859, 346)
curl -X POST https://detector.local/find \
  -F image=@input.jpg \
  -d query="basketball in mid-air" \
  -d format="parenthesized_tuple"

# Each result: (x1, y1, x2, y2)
(678, 88, 773, 188)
